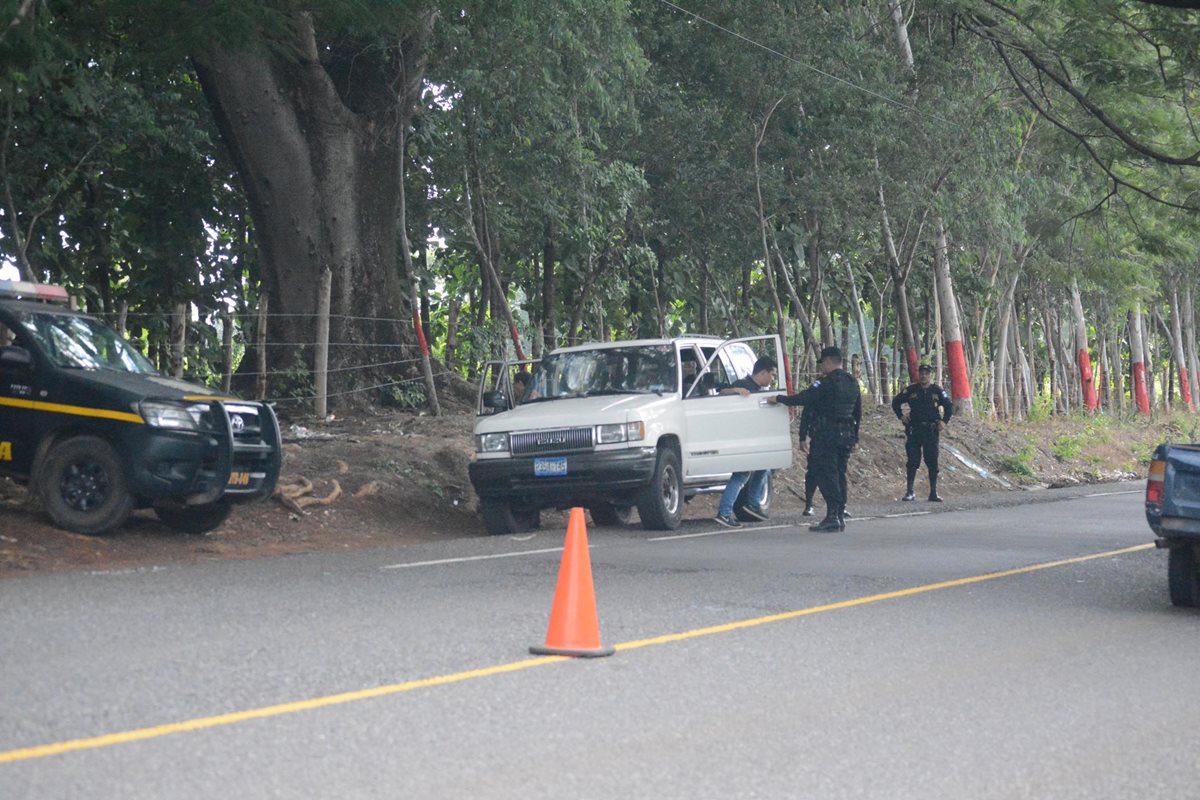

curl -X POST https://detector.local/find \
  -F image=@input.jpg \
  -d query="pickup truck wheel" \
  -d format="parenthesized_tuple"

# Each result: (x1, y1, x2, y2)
(734, 471, 774, 522)
(589, 502, 636, 527)
(480, 499, 540, 535)
(38, 436, 134, 535)
(154, 499, 233, 535)
(637, 448, 682, 531)
(1167, 544, 1200, 607)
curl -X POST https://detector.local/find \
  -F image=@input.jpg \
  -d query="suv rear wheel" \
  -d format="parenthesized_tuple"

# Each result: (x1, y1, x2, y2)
(589, 502, 636, 527)
(38, 436, 134, 535)
(637, 447, 682, 531)
(1168, 544, 1200, 607)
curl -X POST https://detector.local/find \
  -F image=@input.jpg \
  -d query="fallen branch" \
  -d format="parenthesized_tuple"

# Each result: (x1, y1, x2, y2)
(295, 480, 342, 509)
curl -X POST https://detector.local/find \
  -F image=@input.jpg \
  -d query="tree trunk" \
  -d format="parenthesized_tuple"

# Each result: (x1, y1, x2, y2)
(1170, 281, 1195, 412)
(194, 10, 433, 403)
(933, 218, 973, 416)
(1186, 282, 1200, 410)
(1070, 279, 1099, 412)
(844, 261, 877, 399)
(993, 271, 1019, 417)
(542, 221, 557, 351)
(1131, 304, 1150, 415)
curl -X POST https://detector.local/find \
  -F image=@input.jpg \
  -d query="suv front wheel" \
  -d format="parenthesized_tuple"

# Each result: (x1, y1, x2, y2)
(38, 435, 134, 535)
(154, 499, 233, 534)
(637, 447, 682, 531)
(480, 498, 541, 535)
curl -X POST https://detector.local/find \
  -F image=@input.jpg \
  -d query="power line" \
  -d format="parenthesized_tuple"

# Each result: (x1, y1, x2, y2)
(653, 0, 923, 116)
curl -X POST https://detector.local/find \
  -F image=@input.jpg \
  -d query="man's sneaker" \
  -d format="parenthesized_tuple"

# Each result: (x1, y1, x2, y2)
(802, 504, 815, 517)
(902, 491, 916, 501)
(741, 503, 769, 522)
(714, 513, 742, 529)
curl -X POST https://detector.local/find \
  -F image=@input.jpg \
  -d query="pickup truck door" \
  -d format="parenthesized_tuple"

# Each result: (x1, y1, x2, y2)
(475, 358, 540, 415)
(681, 335, 792, 479)
(0, 317, 42, 475)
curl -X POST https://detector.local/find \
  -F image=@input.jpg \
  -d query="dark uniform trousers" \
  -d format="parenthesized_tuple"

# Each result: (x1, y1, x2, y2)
(905, 422, 940, 485)
(811, 422, 855, 511)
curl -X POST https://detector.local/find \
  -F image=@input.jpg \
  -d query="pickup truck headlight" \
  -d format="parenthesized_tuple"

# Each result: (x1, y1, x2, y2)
(475, 432, 510, 453)
(140, 400, 203, 431)
(597, 421, 645, 444)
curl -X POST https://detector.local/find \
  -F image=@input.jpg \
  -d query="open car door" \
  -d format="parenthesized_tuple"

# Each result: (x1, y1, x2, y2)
(681, 334, 792, 479)
(475, 358, 540, 415)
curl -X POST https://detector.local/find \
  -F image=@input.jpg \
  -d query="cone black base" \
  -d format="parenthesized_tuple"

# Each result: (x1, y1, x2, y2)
(530, 644, 615, 658)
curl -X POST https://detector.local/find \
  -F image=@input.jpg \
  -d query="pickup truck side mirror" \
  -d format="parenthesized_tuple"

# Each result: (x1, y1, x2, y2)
(0, 345, 32, 368)
(482, 390, 509, 411)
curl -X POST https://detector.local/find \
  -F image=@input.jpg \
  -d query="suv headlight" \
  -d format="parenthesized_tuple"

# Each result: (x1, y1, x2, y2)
(141, 400, 203, 431)
(596, 421, 645, 444)
(475, 432, 510, 453)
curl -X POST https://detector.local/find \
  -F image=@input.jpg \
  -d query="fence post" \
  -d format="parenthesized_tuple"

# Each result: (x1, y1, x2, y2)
(314, 267, 332, 419)
(221, 310, 234, 394)
(170, 302, 186, 379)
(255, 295, 269, 401)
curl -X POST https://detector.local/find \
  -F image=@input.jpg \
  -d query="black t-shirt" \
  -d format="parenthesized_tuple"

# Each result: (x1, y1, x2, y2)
(731, 376, 762, 394)
(892, 382, 953, 426)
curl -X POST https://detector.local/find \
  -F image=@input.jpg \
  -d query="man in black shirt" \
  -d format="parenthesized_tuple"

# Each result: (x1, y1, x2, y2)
(769, 346, 862, 531)
(713, 356, 778, 528)
(891, 363, 953, 501)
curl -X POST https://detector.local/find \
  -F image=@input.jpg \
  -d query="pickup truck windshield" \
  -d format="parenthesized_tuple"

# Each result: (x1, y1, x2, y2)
(17, 310, 158, 374)
(526, 344, 677, 401)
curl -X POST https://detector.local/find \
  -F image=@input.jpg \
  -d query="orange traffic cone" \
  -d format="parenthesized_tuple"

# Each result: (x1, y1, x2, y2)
(530, 507, 615, 658)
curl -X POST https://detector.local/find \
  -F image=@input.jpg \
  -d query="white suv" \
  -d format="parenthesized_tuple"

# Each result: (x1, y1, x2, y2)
(468, 335, 793, 534)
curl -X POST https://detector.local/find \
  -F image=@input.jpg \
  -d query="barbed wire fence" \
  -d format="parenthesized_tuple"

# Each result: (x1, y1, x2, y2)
(118, 295, 459, 414)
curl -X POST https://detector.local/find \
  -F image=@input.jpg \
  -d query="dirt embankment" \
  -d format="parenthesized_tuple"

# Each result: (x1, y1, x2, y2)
(0, 403, 1176, 576)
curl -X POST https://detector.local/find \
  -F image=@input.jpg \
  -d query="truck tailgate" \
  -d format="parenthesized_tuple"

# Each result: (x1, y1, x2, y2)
(1162, 444, 1200, 534)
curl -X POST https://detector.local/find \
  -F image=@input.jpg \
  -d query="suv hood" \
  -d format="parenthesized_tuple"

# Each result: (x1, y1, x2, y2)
(474, 393, 675, 433)
(58, 368, 234, 408)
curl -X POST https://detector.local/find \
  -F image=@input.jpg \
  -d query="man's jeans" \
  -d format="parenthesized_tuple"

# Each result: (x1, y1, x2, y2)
(718, 470, 768, 517)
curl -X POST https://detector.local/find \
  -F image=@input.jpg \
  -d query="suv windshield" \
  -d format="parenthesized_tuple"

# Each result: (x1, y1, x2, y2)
(526, 345, 677, 401)
(17, 311, 158, 374)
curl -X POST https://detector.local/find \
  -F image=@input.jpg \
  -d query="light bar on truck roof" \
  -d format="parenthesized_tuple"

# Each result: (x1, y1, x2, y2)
(0, 280, 70, 304)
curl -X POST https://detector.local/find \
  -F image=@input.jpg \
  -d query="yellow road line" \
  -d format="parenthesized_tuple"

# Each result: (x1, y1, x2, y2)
(0, 542, 1153, 765)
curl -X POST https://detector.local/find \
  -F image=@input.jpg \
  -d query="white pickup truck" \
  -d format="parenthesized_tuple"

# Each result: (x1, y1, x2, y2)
(467, 335, 793, 534)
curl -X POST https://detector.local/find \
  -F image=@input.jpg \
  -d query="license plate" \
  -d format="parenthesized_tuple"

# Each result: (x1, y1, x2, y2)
(227, 471, 251, 487)
(534, 457, 567, 477)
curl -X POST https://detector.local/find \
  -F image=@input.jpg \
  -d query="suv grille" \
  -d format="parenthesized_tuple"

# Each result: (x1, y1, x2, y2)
(510, 427, 594, 456)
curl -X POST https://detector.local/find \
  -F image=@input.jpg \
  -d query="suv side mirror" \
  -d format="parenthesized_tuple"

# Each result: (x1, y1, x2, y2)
(0, 345, 32, 368)
(482, 390, 509, 411)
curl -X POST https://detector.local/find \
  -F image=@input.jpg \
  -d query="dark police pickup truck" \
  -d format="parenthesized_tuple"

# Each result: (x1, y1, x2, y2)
(1145, 442, 1200, 607)
(0, 280, 280, 535)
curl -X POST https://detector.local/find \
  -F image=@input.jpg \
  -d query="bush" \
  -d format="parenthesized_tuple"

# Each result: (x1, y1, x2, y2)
(999, 444, 1037, 477)
(1052, 434, 1084, 461)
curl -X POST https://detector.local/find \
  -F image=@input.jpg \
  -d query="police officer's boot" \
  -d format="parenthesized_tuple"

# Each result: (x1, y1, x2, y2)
(902, 481, 915, 502)
(802, 494, 815, 516)
(837, 505, 847, 531)
(928, 474, 942, 502)
(811, 509, 842, 532)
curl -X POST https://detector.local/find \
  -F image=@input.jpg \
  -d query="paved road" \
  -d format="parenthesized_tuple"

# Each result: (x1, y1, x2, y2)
(1, 484, 1195, 799)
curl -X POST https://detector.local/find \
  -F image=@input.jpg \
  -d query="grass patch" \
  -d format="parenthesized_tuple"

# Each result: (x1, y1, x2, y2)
(999, 444, 1037, 477)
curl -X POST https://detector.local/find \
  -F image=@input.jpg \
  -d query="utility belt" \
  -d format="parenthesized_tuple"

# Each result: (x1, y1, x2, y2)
(811, 417, 857, 433)
(907, 420, 941, 430)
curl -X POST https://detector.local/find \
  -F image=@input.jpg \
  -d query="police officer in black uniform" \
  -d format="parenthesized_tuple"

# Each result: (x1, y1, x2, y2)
(769, 346, 862, 531)
(891, 363, 953, 502)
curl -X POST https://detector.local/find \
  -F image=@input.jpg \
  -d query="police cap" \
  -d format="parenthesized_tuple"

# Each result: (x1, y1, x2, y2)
(818, 346, 842, 363)
(918, 363, 933, 373)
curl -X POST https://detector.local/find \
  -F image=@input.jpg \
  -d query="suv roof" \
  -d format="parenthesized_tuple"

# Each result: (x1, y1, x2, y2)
(0, 298, 86, 316)
(548, 335, 724, 355)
